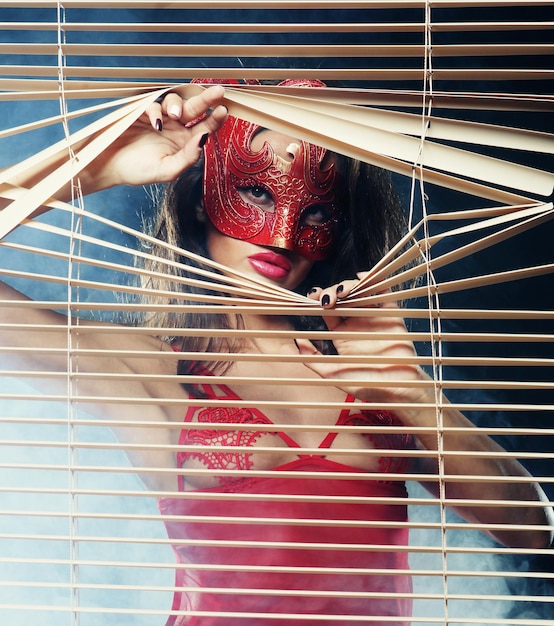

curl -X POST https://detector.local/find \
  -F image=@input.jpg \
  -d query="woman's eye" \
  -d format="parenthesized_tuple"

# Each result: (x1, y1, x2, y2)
(301, 205, 332, 226)
(250, 186, 266, 199)
(238, 186, 275, 212)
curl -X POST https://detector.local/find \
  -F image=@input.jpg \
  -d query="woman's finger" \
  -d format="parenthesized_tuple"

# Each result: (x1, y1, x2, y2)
(192, 103, 229, 135)
(144, 99, 164, 131)
(160, 93, 185, 120)
(306, 286, 322, 301)
(144, 85, 227, 133)
(181, 85, 226, 123)
(294, 337, 320, 356)
(315, 278, 358, 309)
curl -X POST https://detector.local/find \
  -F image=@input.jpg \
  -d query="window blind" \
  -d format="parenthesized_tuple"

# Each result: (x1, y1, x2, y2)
(1, 2, 553, 625)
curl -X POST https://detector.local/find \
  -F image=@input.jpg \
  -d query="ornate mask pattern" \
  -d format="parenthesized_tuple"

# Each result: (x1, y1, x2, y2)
(202, 116, 342, 261)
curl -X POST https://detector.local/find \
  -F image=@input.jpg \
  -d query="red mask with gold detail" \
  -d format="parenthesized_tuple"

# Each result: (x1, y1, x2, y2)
(199, 79, 342, 261)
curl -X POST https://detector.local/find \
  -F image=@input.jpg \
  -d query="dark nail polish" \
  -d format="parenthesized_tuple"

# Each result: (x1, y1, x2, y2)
(308, 287, 318, 294)
(336, 284, 344, 295)
(155, 118, 163, 132)
(321, 294, 330, 306)
(199, 133, 209, 148)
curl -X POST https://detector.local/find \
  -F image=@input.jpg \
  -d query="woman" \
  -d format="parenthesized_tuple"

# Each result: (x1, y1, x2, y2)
(1, 84, 552, 625)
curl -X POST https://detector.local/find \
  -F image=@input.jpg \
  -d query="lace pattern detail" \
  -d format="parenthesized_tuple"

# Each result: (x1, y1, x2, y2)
(178, 406, 276, 487)
(343, 410, 413, 477)
(177, 376, 414, 488)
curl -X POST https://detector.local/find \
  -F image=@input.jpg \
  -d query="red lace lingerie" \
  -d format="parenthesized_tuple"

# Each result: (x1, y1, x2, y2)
(158, 375, 414, 625)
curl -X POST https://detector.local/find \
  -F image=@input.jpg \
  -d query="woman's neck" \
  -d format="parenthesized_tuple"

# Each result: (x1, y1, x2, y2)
(240, 312, 298, 355)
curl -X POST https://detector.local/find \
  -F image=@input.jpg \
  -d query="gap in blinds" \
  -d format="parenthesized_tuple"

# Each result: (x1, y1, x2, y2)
(0, 1, 553, 625)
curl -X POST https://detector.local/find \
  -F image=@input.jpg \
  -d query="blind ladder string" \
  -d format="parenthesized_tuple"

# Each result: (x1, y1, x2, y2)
(56, 4, 82, 625)
(419, 1, 451, 623)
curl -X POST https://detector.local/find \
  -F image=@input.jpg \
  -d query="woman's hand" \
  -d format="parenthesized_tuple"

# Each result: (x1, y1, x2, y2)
(296, 277, 429, 406)
(85, 85, 228, 193)
(298, 277, 554, 549)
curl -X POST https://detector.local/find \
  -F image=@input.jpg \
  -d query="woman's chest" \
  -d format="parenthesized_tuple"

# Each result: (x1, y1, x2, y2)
(173, 374, 412, 491)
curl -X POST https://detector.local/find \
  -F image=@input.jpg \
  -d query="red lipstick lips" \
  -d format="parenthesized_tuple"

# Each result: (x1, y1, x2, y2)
(247, 251, 292, 279)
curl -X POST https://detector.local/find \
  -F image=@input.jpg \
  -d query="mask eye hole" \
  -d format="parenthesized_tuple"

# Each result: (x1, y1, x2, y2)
(238, 186, 275, 213)
(301, 204, 333, 226)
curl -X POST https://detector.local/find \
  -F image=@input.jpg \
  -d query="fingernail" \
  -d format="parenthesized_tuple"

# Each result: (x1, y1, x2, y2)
(321, 294, 330, 306)
(155, 118, 163, 132)
(199, 133, 209, 148)
(308, 287, 318, 294)
(169, 104, 181, 118)
(336, 284, 344, 295)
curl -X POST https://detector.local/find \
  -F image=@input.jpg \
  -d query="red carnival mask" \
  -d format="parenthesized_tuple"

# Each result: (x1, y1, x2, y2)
(200, 83, 342, 261)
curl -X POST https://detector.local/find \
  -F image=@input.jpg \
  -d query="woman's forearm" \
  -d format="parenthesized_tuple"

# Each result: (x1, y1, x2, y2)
(401, 383, 554, 549)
